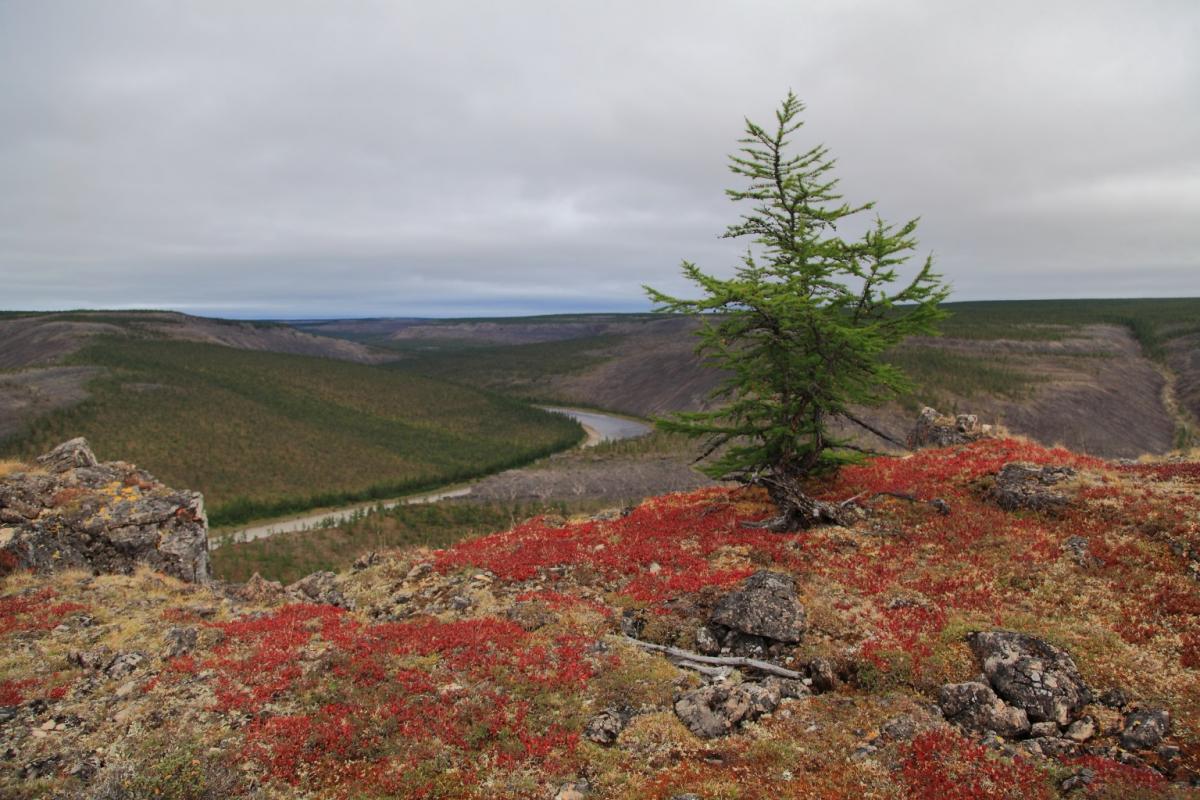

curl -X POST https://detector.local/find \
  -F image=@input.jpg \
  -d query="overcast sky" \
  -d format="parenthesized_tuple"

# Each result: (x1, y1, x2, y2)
(1, 1, 1197, 318)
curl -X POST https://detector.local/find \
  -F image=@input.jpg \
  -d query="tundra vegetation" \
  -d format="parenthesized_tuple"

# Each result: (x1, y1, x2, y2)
(1, 435, 1197, 798)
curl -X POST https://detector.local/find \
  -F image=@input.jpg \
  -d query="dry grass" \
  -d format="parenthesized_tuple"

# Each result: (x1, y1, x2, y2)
(0, 459, 28, 478)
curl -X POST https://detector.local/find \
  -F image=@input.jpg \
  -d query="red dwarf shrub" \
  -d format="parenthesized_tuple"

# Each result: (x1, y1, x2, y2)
(901, 729, 1052, 799)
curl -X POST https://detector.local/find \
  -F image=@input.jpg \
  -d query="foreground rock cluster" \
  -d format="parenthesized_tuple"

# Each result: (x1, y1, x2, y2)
(1, 436, 1198, 798)
(0, 439, 209, 583)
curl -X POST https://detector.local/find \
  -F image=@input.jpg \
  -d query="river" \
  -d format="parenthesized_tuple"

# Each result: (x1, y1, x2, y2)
(211, 406, 650, 548)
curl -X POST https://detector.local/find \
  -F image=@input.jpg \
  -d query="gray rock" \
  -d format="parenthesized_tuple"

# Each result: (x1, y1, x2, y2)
(880, 715, 919, 742)
(808, 657, 836, 693)
(105, 652, 145, 679)
(1120, 708, 1170, 750)
(36, 438, 99, 473)
(0, 439, 210, 582)
(162, 626, 197, 659)
(908, 407, 993, 449)
(287, 571, 353, 609)
(1030, 721, 1059, 738)
(1099, 687, 1128, 708)
(938, 681, 1031, 738)
(695, 625, 721, 656)
(1065, 716, 1095, 743)
(742, 681, 781, 716)
(967, 630, 1091, 726)
(583, 708, 628, 746)
(987, 463, 1076, 513)
(1060, 768, 1096, 792)
(1063, 536, 1100, 568)
(674, 685, 756, 738)
(710, 571, 805, 644)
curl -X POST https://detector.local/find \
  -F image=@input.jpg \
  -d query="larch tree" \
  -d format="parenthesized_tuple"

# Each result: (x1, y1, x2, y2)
(645, 92, 949, 530)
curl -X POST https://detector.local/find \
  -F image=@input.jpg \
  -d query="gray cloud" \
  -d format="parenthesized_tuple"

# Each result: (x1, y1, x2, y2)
(1, 0, 1197, 317)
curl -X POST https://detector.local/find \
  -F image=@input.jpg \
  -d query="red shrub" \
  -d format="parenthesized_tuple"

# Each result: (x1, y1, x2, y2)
(901, 729, 1052, 800)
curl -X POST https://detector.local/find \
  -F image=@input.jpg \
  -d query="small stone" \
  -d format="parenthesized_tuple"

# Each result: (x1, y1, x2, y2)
(449, 595, 471, 611)
(808, 657, 836, 693)
(114, 680, 138, 699)
(1120, 707, 1170, 750)
(849, 744, 877, 762)
(40, 719, 56, 730)
(1065, 717, 1095, 743)
(880, 715, 918, 741)
(1030, 721, 1059, 738)
(1099, 687, 1128, 708)
(554, 780, 589, 800)
(674, 685, 754, 739)
(1060, 768, 1096, 792)
(695, 626, 721, 656)
(583, 708, 627, 746)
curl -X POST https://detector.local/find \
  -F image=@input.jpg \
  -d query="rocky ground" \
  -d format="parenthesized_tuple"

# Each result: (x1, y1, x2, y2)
(1, 435, 1199, 798)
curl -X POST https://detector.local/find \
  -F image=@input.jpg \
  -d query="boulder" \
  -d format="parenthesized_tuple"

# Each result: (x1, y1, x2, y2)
(967, 630, 1091, 726)
(236, 572, 285, 604)
(1120, 708, 1170, 750)
(710, 571, 805, 644)
(987, 462, 1076, 513)
(938, 681, 1031, 738)
(908, 407, 993, 449)
(0, 439, 210, 582)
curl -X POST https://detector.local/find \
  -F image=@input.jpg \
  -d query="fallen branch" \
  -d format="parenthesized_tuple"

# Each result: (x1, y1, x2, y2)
(622, 636, 804, 679)
(867, 491, 951, 516)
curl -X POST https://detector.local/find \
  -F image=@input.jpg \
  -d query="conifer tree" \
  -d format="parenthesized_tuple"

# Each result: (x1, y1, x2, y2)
(645, 92, 949, 529)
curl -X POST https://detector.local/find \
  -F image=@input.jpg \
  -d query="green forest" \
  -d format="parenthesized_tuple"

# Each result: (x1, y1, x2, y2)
(2, 338, 582, 526)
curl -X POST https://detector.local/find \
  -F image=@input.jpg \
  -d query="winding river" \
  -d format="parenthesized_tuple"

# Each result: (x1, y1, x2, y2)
(212, 406, 650, 548)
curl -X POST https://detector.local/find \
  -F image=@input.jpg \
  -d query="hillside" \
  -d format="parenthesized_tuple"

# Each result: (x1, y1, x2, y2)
(344, 299, 1200, 459)
(1, 437, 1198, 798)
(1, 336, 582, 526)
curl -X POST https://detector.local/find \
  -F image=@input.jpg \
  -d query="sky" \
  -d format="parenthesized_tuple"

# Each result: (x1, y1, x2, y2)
(1, 1, 1197, 318)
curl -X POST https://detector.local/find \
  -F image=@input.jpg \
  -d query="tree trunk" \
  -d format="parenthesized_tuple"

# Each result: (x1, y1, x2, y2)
(752, 471, 850, 531)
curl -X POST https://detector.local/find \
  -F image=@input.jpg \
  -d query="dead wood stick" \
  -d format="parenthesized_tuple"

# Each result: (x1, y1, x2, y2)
(868, 491, 951, 515)
(622, 636, 804, 679)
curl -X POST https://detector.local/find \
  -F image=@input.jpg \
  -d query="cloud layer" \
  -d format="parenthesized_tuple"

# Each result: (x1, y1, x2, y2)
(2, 1, 1197, 317)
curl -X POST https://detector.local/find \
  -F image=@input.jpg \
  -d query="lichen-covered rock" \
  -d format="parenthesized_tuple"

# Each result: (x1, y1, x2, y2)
(1120, 707, 1170, 750)
(987, 462, 1076, 513)
(908, 407, 994, 449)
(710, 570, 805, 644)
(674, 685, 754, 739)
(0, 439, 209, 582)
(236, 572, 285, 604)
(583, 707, 628, 745)
(967, 630, 1091, 726)
(938, 681, 1031, 738)
(287, 570, 353, 609)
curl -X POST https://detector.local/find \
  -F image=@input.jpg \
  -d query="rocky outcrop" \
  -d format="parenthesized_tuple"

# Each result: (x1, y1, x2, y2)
(0, 439, 209, 582)
(908, 407, 994, 449)
(987, 462, 1076, 512)
(705, 570, 805, 657)
(966, 630, 1091, 726)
